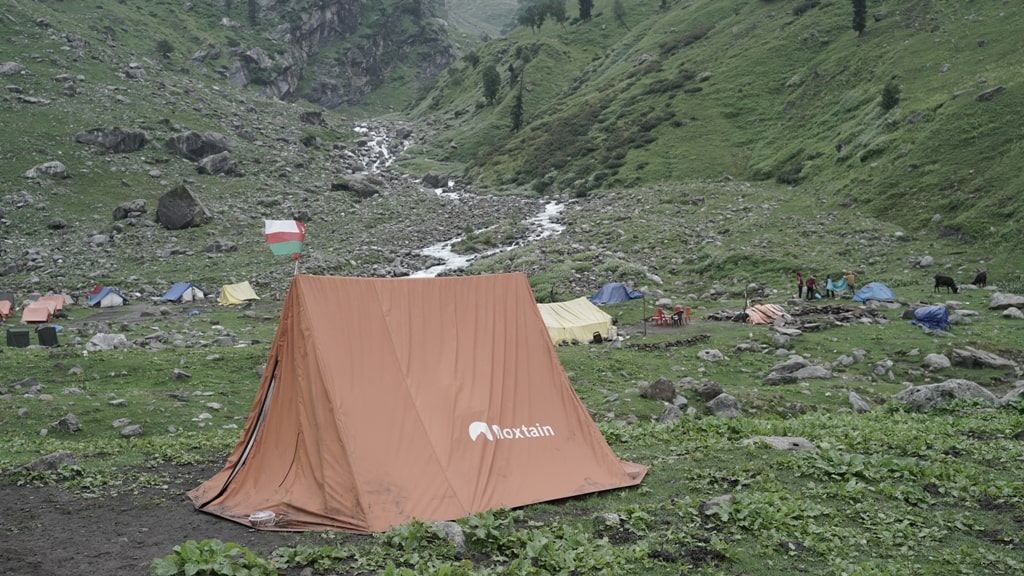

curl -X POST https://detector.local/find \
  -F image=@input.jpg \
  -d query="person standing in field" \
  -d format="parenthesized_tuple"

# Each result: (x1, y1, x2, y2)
(805, 275, 818, 300)
(797, 271, 804, 299)
(844, 270, 856, 295)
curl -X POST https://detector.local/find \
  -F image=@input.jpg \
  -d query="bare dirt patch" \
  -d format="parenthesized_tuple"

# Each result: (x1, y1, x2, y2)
(0, 464, 338, 576)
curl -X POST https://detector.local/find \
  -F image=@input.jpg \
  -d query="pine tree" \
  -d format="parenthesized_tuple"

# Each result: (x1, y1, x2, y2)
(579, 0, 593, 21)
(510, 80, 524, 133)
(852, 0, 867, 36)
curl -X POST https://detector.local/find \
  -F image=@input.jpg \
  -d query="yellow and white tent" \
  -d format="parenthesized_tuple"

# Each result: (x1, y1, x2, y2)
(537, 297, 613, 344)
(217, 281, 260, 305)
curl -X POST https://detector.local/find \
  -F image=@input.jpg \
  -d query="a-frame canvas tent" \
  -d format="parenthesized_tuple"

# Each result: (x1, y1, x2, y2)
(161, 282, 206, 302)
(189, 273, 647, 533)
(537, 296, 614, 343)
(86, 287, 128, 308)
(216, 281, 259, 305)
(0, 292, 14, 320)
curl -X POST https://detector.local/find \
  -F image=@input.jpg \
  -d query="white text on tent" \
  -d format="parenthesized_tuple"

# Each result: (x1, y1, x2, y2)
(468, 421, 555, 442)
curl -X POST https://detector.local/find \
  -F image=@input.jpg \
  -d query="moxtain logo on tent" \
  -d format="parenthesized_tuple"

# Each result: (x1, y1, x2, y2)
(468, 421, 555, 442)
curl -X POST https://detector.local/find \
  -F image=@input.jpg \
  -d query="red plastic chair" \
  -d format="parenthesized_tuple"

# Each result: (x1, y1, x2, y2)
(652, 307, 671, 326)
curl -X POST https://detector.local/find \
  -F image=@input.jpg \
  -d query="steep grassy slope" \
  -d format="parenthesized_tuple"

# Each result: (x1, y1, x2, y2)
(409, 0, 1024, 246)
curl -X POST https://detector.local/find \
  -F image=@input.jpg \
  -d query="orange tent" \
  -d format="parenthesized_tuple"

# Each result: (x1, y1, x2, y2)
(0, 300, 11, 320)
(189, 273, 646, 533)
(35, 294, 67, 312)
(20, 302, 54, 324)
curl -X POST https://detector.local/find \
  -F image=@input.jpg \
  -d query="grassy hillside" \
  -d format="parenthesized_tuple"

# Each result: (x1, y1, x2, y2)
(408, 0, 1024, 247)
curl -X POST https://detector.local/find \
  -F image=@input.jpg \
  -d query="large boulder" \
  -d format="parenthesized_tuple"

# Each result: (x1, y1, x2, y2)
(891, 379, 1000, 412)
(113, 199, 147, 221)
(196, 151, 236, 175)
(156, 184, 211, 230)
(166, 131, 232, 162)
(22, 161, 68, 179)
(989, 293, 1024, 310)
(74, 127, 150, 153)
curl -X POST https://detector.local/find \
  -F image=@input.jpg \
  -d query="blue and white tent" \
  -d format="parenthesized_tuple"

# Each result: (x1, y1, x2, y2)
(589, 282, 644, 305)
(86, 287, 128, 308)
(852, 282, 896, 303)
(161, 282, 206, 302)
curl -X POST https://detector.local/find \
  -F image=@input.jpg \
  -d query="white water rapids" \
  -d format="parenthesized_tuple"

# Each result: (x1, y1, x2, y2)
(355, 123, 566, 277)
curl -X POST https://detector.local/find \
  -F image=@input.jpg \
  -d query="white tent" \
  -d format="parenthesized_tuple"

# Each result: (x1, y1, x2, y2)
(537, 297, 614, 344)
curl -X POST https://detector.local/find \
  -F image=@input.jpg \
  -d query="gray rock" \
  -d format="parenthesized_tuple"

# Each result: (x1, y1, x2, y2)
(741, 436, 816, 450)
(922, 353, 951, 370)
(699, 494, 734, 517)
(55, 413, 81, 433)
(950, 346, 1017, 370)
(112, 199, 147, 220)
(156, 184, 211, 230)
(707, 393, 740, 418)
(989, 293, 1024, 310)
(22, 161, 68, 179)
(166, 131, 233, 161)
(891, 379, 1000, 412)
(848, 390, 872, 413)
(641, 377, 675, 401)
(73, 127, 149, 153)
(1001, 307, 1024, 319)
(196, 151, 236, 175)
(18, 451, 77, 472)
(120, 425, 144, 438)
(698, 381, 723, 401)
(0, 62, 27, 75)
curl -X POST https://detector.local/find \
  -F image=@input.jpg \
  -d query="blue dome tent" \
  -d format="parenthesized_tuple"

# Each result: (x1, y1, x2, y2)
(852, 282, 896, 303)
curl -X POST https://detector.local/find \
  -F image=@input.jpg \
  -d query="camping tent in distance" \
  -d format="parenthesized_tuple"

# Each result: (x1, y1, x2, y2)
(216, 281, 259, 305)
(589, 282, 644, 305)
(537, 297, 613, 343)
(87, 287, 128, 308)
(852, 282, 896, 303)
(189, 273, 647, 533)
(161, 282, 206, 302)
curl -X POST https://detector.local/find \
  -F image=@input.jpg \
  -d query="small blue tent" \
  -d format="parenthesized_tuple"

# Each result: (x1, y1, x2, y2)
(86, 286, 128, 308)
(161, 282, 206, 302)
(852, 282, 896, 303)
(589, 282, 644, 305)
(910, 305, 950, 331)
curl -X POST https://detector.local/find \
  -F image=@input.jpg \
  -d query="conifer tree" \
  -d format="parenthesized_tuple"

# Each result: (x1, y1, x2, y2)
(852, 0, 867, 36)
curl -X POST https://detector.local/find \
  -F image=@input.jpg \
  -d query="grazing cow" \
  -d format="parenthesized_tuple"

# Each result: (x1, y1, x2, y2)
(934, 275, 958, 294)
(972, 270, 987, 288)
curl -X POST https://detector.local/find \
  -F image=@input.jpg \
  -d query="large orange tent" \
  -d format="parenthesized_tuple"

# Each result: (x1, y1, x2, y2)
(189, 273, 646, 533)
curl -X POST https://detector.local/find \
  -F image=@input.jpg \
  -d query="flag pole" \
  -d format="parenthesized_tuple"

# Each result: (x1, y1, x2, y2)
(293, 253, 299, 276)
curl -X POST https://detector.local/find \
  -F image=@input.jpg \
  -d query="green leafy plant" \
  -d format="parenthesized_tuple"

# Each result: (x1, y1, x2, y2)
(150, 539, 277, 576)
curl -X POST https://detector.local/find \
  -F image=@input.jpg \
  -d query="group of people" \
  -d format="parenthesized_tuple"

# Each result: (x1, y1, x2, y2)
(796, 270, 856, 300)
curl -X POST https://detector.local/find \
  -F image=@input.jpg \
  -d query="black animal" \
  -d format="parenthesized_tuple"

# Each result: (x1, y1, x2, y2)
(934, 275, 959, 294)
(972, 270, 988, 288)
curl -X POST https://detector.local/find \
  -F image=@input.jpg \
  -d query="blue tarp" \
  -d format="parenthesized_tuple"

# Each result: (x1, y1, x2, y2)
(910, 305, 950, 331)
(161, 282, 206, 302)
(589, 282, 644, 305)
(86, 286, 128, 307)
(852, 282, 896, 302)
(829, 277, 848, 292)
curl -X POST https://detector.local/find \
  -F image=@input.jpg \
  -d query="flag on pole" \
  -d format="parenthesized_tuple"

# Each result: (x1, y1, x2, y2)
(264, 220, 305, 259)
